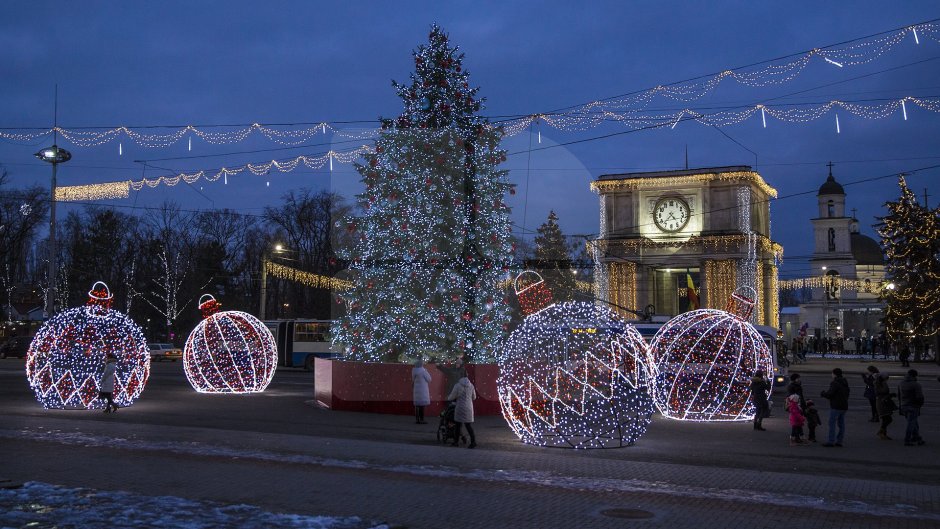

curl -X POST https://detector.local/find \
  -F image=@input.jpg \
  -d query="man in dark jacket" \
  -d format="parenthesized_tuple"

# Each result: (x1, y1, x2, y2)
(820, 368, 850, 447)
(899, 369, 925, 446)
(787, 373, 806, 411)
(749, 369, 771, 431)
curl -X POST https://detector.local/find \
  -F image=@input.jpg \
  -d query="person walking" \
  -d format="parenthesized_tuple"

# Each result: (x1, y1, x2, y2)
(820, 368, 850, 447)
(787, 373, 806, 411)
(749, 369, 770, 431)
(898, 369, 925, 446)
(900, 344, 911, 367)
(411, 359, 432, 424)
(862, 365, 879, 422)
(874, 373, 897, 440)
(98, 354, 118, 413)
(446, 375, 477, 448)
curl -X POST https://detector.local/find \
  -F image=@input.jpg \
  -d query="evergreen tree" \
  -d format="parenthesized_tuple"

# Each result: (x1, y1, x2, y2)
(334, 25, 515, 363)
(877, 176, 940, 351)
(533, 211, 577, 301)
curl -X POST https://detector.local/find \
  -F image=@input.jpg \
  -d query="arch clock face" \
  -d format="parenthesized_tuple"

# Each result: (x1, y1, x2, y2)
(653, 196, 690, 233)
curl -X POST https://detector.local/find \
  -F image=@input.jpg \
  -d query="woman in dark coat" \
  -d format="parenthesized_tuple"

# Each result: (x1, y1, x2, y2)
(749, 369, 771, 431)
(874, 373, 896, 440)
(862, 366, 879, 422)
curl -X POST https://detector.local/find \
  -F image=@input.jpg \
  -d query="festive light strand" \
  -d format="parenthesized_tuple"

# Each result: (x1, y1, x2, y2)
(4, 22, 937, 148)
(55, 181, 130, 201)
(502, 96, 940, 136)
(264, 260, 352, 291)
(778, 276, 888, 292)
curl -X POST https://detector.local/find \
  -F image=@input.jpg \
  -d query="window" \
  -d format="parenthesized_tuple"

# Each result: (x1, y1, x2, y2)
(827, 200, 835, 217)
(294, 322, 328, 342)
(828, 228, 836, 251)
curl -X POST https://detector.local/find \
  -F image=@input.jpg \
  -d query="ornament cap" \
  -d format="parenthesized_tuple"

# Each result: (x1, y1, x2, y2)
(198, 294, 221, 319)
(727, 286, 757, 321)
(87, 281, 113, 310)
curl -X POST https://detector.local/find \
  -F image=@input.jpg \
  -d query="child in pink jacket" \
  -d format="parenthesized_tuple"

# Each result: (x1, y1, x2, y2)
(787, 393, 807, 446)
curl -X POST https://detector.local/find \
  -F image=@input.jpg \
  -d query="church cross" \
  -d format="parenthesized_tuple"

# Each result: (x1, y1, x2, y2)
(851, 208, 857, 219)
(826, 161, 834, 177)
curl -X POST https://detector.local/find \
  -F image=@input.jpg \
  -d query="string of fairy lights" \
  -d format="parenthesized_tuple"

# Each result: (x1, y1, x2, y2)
(49, 93, 940, 203)
(1, 18, 934, 203)
(6, 20, 939, 151)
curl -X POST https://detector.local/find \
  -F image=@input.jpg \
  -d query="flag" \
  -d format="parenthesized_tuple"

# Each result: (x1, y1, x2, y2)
(686, 274, 699, 310)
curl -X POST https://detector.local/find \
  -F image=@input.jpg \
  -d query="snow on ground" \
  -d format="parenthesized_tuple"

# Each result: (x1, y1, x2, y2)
(0, 481, 387, 529)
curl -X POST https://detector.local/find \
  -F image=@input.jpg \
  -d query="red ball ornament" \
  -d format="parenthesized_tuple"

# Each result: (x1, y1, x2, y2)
(183, 294, 277, 394)
(25, 281, 150, 410)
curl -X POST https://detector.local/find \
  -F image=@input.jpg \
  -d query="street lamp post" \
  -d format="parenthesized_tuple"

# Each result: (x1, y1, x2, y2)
(259, 244, 284, 320)
(34, 144, 71, 319)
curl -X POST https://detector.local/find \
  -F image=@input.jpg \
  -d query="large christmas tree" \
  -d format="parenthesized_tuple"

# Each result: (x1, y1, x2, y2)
(334, 25, 515, 363)
(877, 175, 940, 352)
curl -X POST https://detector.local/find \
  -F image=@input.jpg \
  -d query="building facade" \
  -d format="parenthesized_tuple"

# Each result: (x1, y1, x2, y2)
(591, 166, 781, 326)
(795, 169, 886, 348)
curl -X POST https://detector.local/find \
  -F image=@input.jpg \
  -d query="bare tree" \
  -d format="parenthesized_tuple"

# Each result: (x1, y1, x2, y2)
(263, 189, 347, 318)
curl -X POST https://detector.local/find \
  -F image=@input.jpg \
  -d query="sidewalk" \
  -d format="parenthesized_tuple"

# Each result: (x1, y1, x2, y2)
(784, 355, 940, 378)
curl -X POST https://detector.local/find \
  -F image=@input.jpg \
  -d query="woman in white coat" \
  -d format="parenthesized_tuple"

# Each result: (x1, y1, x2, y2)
(98, 354, 118, 413)
(412, 359, 432, 424)
(446, 375, 477, 448)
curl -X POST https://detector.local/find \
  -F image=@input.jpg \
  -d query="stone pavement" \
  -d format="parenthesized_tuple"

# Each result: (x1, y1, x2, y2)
(1, 359, 939, 528)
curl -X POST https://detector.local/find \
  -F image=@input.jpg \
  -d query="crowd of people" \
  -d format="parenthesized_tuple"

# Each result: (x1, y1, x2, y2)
(750, 365, 927, 447)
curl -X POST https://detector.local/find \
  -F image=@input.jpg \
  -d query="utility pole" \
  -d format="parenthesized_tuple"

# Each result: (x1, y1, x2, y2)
(34, 86, 70, 319)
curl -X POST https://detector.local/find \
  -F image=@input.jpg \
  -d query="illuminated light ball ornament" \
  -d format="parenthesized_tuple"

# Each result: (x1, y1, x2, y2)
(25, 281, 150, 410)
(183, 294, 277, 394)
(649, 287, 773, 422)
(514, 270, 553, 316)
(497, 301, 655, 449)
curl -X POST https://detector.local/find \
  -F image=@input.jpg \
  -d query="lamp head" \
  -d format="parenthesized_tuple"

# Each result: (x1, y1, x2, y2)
(34, 145, 72, 164)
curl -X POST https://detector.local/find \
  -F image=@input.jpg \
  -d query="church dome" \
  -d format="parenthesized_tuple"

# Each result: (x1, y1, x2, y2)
(851, 232, 884, 265)
(818, 174, 845, 196)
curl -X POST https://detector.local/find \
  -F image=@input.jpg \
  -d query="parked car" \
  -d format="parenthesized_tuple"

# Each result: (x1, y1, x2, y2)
(0, 336, 31, 359)
(149, 343, 183, 362)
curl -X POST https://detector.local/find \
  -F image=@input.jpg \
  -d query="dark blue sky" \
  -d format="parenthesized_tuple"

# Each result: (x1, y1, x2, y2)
(2, 1, 938, 282)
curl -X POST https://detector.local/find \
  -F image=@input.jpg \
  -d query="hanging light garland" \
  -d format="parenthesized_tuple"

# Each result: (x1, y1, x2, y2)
(4, 22, 937, 149)
(497, 301, 655, 448)
(24, 281, 150, 410)
(264, 260, 352, 291)
(55, 181, 130, 202)
(501, 96, 940, 135)
(183, 294, 278, 394)
(778, 276, 888, 292)
(50, 146, 371, 202)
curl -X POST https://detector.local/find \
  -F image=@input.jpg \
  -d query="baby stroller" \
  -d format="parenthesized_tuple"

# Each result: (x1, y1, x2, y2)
(437, 401, 467, 446)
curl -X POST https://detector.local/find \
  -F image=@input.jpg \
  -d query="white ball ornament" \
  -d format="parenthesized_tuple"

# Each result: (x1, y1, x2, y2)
(497, 301, 655, 448)
(25, 281, 150, 409)
(649, 287, 773, 422)
(183, 295, 277, 393)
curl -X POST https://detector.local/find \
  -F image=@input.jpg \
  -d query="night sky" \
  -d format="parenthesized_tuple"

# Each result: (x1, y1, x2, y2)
(2, 1, 938, 284)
